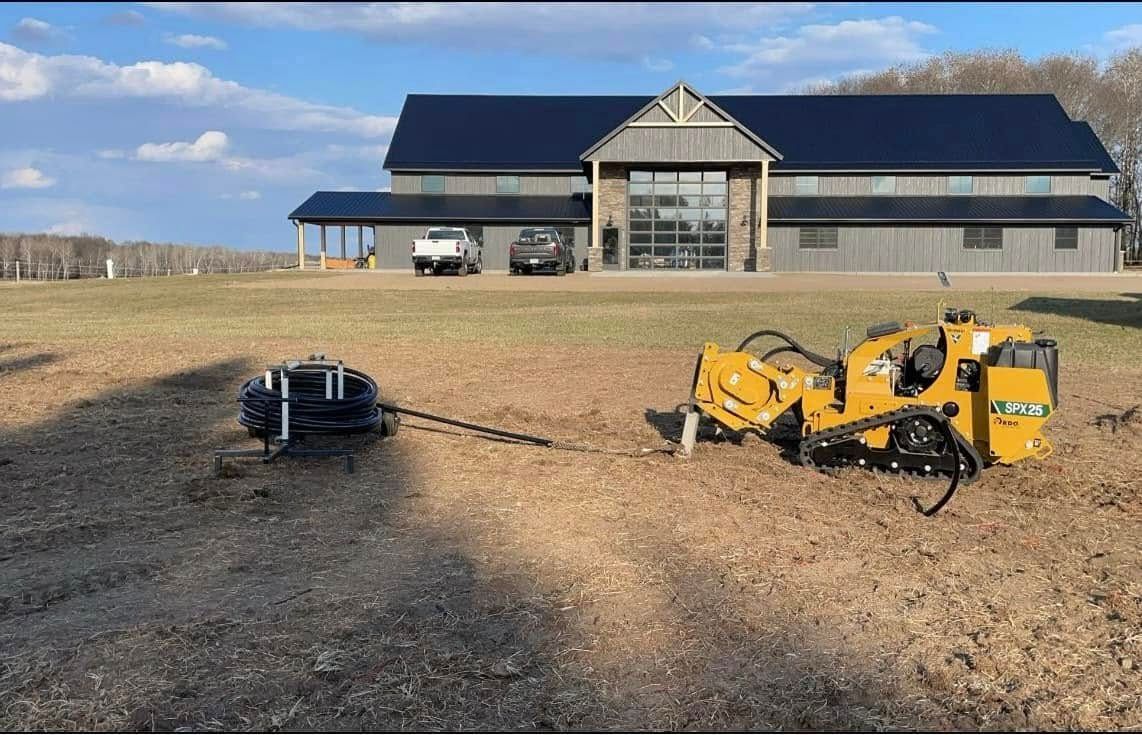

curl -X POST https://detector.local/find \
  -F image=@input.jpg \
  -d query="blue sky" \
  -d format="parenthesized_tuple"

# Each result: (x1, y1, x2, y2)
(1, 2, 1139, 250)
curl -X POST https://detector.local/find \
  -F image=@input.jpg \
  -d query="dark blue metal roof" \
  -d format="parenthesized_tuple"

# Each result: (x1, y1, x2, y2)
(383, 94, 645, 171)
(1070, 121, 1119, 174)
(381, 93, 1115, 173)
(290, 192, 591, 222)
(768, 195, 1131, 223)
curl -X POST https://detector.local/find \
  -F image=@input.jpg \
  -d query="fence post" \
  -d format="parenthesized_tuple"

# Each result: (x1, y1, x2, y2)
(106, 259, 115, 279)
(15, 260, 19, 283)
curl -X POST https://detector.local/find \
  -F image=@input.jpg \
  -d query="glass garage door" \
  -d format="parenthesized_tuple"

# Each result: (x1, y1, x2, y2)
(628, 170, 727, 270)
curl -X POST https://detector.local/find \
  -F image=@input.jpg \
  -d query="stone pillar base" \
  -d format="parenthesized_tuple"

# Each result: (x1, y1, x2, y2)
(587, 247, 603, 272)
(756, 247, 772, 272)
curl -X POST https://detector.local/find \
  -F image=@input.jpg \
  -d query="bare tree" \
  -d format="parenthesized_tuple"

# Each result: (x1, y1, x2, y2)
(0, 232, 295, 280)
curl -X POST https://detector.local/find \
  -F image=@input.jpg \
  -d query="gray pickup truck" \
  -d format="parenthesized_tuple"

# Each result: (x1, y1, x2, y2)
(509, 227, 574, 276)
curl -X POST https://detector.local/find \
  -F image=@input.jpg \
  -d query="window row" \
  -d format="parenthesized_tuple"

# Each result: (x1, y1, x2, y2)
(629, 182, 727, 196)
(791, 175, 1054, 195)
(630, 170, 727, 183)
(419, 175, 592, 194)
(630, 221, 726, 235)
(630, 195, 726, 208)
(630, 208, 727, 222)
(630, 245, 726, 257)
(796, 226, 1080, 250)
(631, 232, 726, 245)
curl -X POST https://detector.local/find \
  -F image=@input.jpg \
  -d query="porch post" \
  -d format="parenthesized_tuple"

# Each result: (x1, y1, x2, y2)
(589, 159, 602, 272)
(320, 225, 327, 270)
(295, 220, 305, 270)
(357, 225, 364, 259)
(757, 159, 770, 272)
(340, 226, 347, 259)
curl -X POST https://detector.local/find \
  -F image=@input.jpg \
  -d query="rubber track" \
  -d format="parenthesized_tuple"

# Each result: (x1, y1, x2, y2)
(798, 406, 984, 483)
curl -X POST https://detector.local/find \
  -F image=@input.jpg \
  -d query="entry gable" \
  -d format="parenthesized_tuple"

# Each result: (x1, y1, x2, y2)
(581, 81, 782, 162)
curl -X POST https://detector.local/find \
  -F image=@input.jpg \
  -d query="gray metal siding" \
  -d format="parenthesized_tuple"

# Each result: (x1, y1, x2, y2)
(480, 226, 517, 270)
(770, 225, 1116, 272)
(636, 105, 673, 123)
(588, 127, 774, 162)
(574, 225, 589, 267)
(769, 174, 1101, 197)
(390, 173, 576, 195)
(374, 224, 424, 269)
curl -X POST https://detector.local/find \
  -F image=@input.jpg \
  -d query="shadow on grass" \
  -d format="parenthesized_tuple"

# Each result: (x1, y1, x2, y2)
(0, 342, 59, 378)
(1011, 293, 1141, 329)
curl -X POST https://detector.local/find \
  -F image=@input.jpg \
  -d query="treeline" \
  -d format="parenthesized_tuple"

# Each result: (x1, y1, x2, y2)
(810, 49, 1142, 258)
(0, 232, 295, 280)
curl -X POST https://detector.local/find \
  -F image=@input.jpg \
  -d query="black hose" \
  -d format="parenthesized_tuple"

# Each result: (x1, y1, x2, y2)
(376, 402, 554, 447)
(912, 417, 962, 517)
(238, 365, 381, 435)
(736, 329, 834, 368)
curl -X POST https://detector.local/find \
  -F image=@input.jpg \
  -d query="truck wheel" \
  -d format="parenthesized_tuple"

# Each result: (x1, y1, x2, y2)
(556, 263, 566, 276)
(414, 266, 425, 277)
(475, 257, 483, 274)
(457, 262, 468, 277)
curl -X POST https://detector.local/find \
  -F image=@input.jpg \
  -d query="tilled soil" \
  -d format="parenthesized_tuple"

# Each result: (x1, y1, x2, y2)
(0, 338, 1138, 730)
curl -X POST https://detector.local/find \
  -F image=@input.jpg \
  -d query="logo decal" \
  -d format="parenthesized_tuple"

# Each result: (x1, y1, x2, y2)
(990, 400, 1051, 418)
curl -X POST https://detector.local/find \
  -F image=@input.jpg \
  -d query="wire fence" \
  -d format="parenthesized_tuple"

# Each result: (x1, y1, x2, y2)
(0, 259, 293, 282)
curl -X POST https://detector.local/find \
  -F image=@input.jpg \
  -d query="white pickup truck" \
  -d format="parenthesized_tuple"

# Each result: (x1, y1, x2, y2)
(411, 227, 483, 276)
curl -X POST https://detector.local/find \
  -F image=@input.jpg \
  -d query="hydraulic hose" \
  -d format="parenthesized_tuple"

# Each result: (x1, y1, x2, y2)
(238, 365, 381, 435)
(736, 329, 835, 368)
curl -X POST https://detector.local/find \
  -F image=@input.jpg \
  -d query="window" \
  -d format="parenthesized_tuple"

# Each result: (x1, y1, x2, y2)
(798, 227, 838, 250)
(628, 170, 727, 270)
(963, 227, 1003, 250)
(496, 175, 520, 194)
(948, 175, 973, 194)
(795, 175, 819, 195)
(871, 175, 896, 194)
(421, 175, 445, 194)
(570, 176, 591, 194)
(1025, 175, 1051, 194)
(1054, 227, 1078, 250)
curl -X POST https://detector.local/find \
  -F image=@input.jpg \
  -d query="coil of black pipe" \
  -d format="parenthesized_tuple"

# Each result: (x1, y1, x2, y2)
(238, 364, 381, 436)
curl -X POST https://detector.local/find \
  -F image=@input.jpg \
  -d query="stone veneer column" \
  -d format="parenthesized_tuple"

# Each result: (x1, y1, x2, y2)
(727, 164, 756, 272)
(592, 163, 628, 271)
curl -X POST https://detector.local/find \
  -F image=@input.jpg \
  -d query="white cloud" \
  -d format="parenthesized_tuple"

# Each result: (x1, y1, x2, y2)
(642, 56, 673, 73)
(165, 33, 227, 50)
(11, 17, 64, 44)
(136, 130, 229, 162)
(147, 2, 817, 62)
(220, 189, 261, 200)
(0, 42, 395, 137)
(97, 148, 126, 159)
(1, 166, 55, 189)
(719, 16, 937, 89)
(48, 220, 89, 235)
(105, 10, 146, 26)
(1106, 24, 1142, 51)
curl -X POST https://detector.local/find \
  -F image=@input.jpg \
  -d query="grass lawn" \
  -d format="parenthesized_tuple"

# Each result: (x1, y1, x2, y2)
(3, 272, 1139, 366)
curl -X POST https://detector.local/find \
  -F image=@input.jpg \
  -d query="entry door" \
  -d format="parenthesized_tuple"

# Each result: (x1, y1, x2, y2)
(602, 226, 620, 270)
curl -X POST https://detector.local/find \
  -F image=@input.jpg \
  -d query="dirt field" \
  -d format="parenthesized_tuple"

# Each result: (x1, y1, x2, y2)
(1, 273, 1139, 730)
